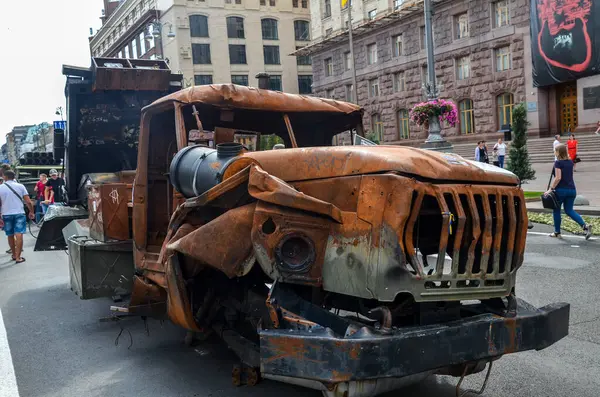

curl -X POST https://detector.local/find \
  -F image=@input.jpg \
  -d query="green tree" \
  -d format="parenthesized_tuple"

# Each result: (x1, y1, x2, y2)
(507, 103, 536, 184)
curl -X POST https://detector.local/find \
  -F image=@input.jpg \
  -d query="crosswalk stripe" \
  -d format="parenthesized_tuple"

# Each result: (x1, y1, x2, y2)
(0, 308, 19, 397)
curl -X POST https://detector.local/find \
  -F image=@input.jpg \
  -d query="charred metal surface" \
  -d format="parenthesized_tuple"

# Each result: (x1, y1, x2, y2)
(260, 298, 570, 382)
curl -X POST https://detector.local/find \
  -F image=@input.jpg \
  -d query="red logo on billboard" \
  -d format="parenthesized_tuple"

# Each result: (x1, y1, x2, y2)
(537, 0, 592, 72)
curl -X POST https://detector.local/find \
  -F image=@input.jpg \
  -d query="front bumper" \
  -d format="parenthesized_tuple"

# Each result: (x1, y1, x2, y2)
(260, 287, 569, 383)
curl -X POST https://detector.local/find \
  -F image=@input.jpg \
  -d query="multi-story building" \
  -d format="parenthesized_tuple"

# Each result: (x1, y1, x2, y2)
(300, 0, 600, 145)
(5, 125, 34, 165)
(89, 0, 314, 94)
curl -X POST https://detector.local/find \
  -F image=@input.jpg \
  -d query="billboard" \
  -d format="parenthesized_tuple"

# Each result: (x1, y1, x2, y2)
(531, 0, 600, 87)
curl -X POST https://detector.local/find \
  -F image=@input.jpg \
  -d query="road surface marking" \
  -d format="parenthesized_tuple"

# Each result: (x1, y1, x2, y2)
(527, 231, 597, 241)
(0, 308, 19, 397)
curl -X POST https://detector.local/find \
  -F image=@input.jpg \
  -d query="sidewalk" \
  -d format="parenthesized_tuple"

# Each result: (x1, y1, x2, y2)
(523, 161, 600, 216)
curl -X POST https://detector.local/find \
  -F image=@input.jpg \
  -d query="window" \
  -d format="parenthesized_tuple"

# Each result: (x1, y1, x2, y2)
(456, 56, 470, 80)
(325, 28, 333, 37)
(263, 45, 280, 64)
(269, 75, 282, 91)
(139, 32, 147, 56)
(301, 0, 307, 7)
(367, 43, 377, 65)
(456, 13, 469, 39)
(118, 50, 124, 58)
(324, 57, 333, 77)
(459, 99, 474, 134)
(495, 46, 511, 71)
(269, 0, 276, 5)
(371, 113, 383, 141)
(124, 45, 130, 58)
(296, 46, 311, 65)
(231, 75, 249, 86)
(421, 65, 429, 84)
(369, 78, 379, 97)
(294, 20, 310, 41)
(393, 0, 404, 10)
(194, 75, 213, 85)
(345, 84, 354, 102)
(494, 1, 510, 28)
(229, 44, 247, 64)
(397, 109, 409, 139)
(392, 34, 403, 57)
(298, 75, 312, 94)
(368, 9, 377, 20)
(293, 0, 298, 7)
(393, 72, 405, 92)
(261, 19, 278, 40)
(132, 39, 138, 58)
(236, 0, 242, 3)
(260, 0, 266, 4)
(189, 15, 209, 37)
(343, 52, 351, 70)
(497, 93, 514, 128)
(226, 17, 245, 38)
(146, 26, 155, 49)
(192, 43, 211, 64)
(324, 0, 331, 18)
(226, 0, 231, 3)
(326, 89, 334, 98)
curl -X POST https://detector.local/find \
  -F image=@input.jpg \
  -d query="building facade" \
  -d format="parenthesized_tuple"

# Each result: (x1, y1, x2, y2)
(301, 0, 600, 145)
(90, 0, 313, 94)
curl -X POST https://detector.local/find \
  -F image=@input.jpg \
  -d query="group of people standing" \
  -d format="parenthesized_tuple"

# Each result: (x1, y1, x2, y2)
(0, 166, 65, 263)
(474, 138, 508, 168)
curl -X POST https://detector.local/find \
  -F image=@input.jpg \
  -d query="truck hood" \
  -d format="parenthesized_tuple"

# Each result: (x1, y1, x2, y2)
(228, 145, 519, 185)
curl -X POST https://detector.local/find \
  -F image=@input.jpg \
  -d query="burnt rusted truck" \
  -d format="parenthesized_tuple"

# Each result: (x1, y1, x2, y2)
(80, 84, 568, 396)
(34, 57, 182, 251)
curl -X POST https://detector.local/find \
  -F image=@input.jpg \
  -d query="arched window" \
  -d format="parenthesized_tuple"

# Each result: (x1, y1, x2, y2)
(226, 16, 245, 38)
(371, 113, 384, 142)
(397, 109, 409, 139)
(189, 15, 209, 38)
(459, 99, 474, 134)
(497, 93, 514, 128)
(261, 18, 279, 40)
(294, 20, 310, 41)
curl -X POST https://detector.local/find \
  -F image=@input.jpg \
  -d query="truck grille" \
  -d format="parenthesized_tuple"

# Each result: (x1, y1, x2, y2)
(403, 185, 527, 299)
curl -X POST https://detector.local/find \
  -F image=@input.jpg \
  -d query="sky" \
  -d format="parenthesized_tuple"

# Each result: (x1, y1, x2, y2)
(0, 0, 104, 144)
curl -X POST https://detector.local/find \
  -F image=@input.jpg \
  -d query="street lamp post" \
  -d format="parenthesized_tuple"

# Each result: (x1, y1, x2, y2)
(420, 0, 453, 152)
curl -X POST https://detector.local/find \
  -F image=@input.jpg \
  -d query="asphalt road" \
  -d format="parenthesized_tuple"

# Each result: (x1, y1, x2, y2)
(0, 224, 598, 397)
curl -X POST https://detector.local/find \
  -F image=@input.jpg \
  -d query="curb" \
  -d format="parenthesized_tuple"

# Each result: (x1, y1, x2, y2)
(527, 207, 600, 216)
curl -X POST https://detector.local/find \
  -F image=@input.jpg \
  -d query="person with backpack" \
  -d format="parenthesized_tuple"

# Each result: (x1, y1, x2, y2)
(0, 170, 34, 263)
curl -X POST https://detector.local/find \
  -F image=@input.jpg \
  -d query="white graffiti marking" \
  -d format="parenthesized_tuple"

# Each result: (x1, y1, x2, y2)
(553, 33, 572, 50)
(109, 188, 119, 205)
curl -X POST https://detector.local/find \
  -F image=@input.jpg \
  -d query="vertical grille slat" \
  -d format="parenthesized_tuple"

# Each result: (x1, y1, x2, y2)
(492, 192, 504, 275)
(449, 190, 466, 278)
(513, 195, 527, 271)
(504, 191, 517, 274)
(435, 191, 451, 278)
(465, 192, 481, 277)
(404, 190, 425, 278)
(478, 191, 493, 276)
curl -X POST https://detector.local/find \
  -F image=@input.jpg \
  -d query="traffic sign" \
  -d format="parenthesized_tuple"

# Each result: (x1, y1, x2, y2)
(53, 120, 66, 130)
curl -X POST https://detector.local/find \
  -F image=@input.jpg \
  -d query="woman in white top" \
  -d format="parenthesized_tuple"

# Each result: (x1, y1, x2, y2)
(493, 138, 508, 168)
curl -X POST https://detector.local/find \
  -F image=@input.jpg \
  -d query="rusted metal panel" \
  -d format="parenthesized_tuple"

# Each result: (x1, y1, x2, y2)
(88, 183, 130, 242)
(92, 58, 172, 92)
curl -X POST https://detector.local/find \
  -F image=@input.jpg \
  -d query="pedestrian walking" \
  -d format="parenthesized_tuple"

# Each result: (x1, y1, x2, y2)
(33, 173, 47, 223)
(595, 121, 600, 135)
(545, 144, 593, 240)
(567, 134, 578, 172)
(493, 138, 508, 168)
(0, 170, 34, 263)
(474, 141, 481, 161)
(480, 141, 489, 163)
(553, 134, 561, 160)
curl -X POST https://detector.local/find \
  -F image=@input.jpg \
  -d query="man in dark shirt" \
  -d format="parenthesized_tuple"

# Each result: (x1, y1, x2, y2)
(43, 169, 66, 211)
